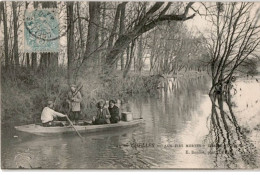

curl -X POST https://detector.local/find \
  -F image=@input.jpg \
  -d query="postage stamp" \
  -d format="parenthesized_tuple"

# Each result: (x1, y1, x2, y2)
(23, 9, 59, 53)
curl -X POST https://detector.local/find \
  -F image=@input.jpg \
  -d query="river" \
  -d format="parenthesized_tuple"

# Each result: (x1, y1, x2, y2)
(1, 75, 260, 169)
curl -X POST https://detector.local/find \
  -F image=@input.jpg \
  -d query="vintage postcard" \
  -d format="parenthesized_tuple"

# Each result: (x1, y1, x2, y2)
(1, 1, 260, 170)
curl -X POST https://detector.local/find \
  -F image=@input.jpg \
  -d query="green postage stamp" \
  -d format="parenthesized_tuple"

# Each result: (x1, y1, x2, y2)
(24, 8, 59, 53)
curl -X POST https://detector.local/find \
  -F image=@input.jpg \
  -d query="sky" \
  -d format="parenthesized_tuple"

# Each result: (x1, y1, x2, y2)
(186, 2, 260, 36)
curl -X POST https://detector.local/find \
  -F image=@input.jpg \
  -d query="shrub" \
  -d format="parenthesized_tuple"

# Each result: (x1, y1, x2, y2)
(1, 68, 161, 124)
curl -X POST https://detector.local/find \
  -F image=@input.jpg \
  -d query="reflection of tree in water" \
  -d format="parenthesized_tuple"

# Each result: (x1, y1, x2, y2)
(205, 92, 258, 169)
(129, 76, 210, 133)
(161, 76, 209, 120)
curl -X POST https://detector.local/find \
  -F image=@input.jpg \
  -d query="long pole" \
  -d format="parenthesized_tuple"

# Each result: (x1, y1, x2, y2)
(65, 115, 84, 140)
(66, 84, 84, 140)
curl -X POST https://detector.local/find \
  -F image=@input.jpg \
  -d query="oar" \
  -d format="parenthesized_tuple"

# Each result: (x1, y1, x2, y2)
(65, 115, 84, 141)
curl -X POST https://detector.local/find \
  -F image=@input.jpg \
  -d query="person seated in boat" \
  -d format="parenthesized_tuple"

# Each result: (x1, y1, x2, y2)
(108, 100, 120, 123)
(92, 101, 111, 125)
(67, 84, 82, 125)
(41, 100, 67, 127)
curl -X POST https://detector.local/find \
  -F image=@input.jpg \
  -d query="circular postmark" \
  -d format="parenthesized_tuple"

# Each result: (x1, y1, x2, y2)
(24, 9, 59, 52)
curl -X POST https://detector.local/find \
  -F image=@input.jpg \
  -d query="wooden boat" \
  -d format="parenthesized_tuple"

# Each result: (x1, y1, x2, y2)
(14, 119, 144, 136)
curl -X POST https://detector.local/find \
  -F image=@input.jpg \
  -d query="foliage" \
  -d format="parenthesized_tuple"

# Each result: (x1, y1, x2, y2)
(147, 21, 208, 74)
(1, 67, 161, 124)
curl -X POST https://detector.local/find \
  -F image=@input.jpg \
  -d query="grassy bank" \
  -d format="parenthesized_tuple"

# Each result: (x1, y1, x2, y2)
(1, 67, 162, 124)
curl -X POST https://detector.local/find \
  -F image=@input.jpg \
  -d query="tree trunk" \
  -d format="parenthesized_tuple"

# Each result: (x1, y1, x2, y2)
(94, 5, 101, 68)
(31, 2, 38, 71)
(25, 2, 30, 68)
(0, 2, 2, 24)
(83, 2, 101, 70)
(26, 53, 30, 67)
(76, 2, 83, 49)
(107, 3, 121, 55)
(39, 53, 48, 70)
(99, 2, 106, 69)
(12, 2, 19, 68)
(31, 53, 37, 70)
(67, 2, 74, 83)
(137, 35, 143, 73)
(106, 2, 122, 70)
(100, 2, 106, 45)
(1, 2, 9, 69)
(123, 41, 135, 78)
(119, 3, 126, 71)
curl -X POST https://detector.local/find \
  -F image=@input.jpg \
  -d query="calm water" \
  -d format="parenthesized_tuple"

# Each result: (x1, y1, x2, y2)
(2, 75, 260, 169)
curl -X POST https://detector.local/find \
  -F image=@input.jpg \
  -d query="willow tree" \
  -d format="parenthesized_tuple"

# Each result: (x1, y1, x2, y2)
(206, 2, 260, 94)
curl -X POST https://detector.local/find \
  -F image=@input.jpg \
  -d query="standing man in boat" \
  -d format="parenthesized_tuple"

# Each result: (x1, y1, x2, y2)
(108, 100, 120, 123)
(41, 100, 68, 127)
(67, 84, 82, 125)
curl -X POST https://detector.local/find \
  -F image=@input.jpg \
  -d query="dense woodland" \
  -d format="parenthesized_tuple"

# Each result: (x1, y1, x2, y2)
(0, 2, 259, 123)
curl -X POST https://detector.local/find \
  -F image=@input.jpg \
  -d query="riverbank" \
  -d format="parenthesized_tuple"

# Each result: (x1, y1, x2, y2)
(0, 68, 158, 125)
(1, 67, 210, 125)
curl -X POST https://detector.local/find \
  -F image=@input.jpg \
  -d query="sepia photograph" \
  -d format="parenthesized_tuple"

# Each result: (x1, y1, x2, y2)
(1, 1, 260, 170)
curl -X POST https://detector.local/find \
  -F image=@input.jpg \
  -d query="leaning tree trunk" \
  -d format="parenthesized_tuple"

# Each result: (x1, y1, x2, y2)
(107, 3, 121, 56)
(105, 2, 195, 70)
(106, 2, 122, 70)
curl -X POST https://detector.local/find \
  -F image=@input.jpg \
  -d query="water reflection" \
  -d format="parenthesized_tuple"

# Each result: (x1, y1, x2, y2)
(2, 75, 259, 169)
(206, 92, 258, 169)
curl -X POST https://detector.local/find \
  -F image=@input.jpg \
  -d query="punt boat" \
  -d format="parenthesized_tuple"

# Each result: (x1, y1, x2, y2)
(14, 119, 144, 136)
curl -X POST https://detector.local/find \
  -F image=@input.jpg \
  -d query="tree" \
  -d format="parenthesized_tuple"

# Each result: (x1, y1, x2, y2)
(105, 2, 196, 68)
(83, 2, 101, 69)
(25, 2, 30, 68)
(119, 2, 126, 70)
(1, 2, 9, 69)
(205, 2, 260, 94)
(31, 1, 38, 71)
(123, 40, 135, 77)
(107, 3, 122, 56)
(12, 2, 19, 68)
(67, 1, 74, 83)
(147, 21, 207, 75)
